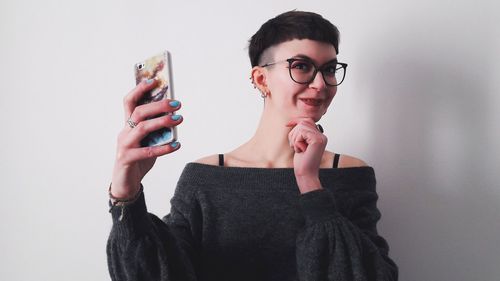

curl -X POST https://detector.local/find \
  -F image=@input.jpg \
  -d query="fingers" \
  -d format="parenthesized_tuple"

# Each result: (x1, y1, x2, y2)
(119, 141, 181, 164)
(129, 98, 181, 124)
(289, 126, 316, 152)
(122, 114, 183, 147)
(293, 138, 308, 153)
(123, 78, 159, 120)
(287, 120, 327, 153)
(119, 80, 183, 149)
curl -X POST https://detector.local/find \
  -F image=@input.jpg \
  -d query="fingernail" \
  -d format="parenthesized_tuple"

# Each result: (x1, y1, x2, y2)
(170, 141, 180, 148)
(169, 100, 180, 108)
(146, 78, 155, 84)
(171, 114, 182, 121)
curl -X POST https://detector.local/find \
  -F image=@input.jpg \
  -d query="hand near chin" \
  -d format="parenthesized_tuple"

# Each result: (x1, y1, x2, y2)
(286, 118, 327, 194)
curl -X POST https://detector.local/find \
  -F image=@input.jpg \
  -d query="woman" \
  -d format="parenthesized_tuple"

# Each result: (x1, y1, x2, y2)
(107, 10, 398, 281)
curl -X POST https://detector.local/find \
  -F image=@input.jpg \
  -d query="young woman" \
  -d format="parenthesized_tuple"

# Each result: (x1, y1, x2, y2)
(107, 10, 398, 281)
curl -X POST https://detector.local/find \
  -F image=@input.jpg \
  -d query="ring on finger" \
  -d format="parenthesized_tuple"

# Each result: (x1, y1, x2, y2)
(316, 124, 324, 133)
(127, 117, 138, 129)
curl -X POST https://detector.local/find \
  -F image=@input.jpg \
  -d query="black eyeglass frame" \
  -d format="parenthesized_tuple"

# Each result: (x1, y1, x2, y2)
(260, 58, 348, 87)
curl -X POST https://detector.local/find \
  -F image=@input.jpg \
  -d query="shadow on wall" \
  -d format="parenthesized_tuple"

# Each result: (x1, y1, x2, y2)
(361, 22, 500, 280)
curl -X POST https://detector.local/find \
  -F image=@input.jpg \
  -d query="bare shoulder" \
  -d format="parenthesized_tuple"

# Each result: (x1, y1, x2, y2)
(338, 153, 369, 168)
(194, 154, 220, 166)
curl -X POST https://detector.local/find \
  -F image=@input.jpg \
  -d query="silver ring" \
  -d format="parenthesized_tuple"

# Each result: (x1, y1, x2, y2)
(127, 118, 138, 129)
(316, 124, 324, 133)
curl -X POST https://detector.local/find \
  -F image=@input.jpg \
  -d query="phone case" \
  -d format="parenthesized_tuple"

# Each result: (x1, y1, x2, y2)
(134, 51, 177, 147)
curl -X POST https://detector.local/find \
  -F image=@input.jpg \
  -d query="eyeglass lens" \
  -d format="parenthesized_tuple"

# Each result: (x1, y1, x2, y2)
(289, 60, 345, 86)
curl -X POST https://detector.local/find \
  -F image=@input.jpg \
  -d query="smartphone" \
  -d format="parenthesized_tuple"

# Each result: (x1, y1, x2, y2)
(134, 50, 177, 147)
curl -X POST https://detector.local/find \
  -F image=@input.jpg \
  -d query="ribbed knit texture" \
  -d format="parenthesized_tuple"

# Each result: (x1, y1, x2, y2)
(107, 163, 398, 281)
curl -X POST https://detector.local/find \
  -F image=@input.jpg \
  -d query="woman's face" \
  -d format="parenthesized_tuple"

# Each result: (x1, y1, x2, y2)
(262, 39, 338, 122)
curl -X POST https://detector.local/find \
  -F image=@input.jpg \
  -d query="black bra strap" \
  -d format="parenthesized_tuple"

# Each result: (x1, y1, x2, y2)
(218, 154, 224, 166)
(333, 153, 340, 168)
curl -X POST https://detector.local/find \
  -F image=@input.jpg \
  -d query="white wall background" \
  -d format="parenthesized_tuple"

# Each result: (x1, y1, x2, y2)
(1, 0, 499, 280)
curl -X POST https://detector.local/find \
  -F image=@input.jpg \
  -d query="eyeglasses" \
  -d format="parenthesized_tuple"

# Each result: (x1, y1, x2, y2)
(260, 58, 348, 87)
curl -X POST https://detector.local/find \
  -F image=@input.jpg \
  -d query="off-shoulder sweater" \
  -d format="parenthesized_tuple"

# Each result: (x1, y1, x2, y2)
(107, 163, 398, 281)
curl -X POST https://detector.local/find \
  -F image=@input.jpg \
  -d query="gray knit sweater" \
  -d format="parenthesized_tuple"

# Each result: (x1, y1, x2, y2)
(107, 163, 398, 281)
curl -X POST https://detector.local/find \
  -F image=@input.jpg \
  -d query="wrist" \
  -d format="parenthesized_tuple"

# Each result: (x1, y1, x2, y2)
(109, 182, 142, 202)
(111, 167, 142, 199)
(108, 183, 144, 221)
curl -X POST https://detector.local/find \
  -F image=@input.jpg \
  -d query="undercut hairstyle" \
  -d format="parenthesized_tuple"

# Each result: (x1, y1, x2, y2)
(248, 10, 340, 67)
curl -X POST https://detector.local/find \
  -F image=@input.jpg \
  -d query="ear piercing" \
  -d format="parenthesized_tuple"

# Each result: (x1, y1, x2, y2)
(250, 76, 267, 98)
(249, 76, 257, 89)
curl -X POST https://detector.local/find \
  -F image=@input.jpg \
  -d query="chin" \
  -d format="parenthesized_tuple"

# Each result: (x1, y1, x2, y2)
(296, 112, 323, 123)
(312, 115, 322, 123)
(295, 104, 329, 121)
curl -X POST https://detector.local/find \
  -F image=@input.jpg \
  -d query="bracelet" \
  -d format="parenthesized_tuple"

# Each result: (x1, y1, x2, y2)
(108, 183, 143, 221)
(108, 183, 143, 203)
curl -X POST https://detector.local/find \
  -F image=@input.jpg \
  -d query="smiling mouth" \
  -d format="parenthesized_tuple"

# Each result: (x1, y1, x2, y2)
(300, 98, 323, 106)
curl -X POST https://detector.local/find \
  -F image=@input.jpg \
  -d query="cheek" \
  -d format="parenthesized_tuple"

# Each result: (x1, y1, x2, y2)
(269, 76, 304, 100)
(323, 88, 337, 108)
(326, 88, 337, 101)
(331, 86, 338, 96)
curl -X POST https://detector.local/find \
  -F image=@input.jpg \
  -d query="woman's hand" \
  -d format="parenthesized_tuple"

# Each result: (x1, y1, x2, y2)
(287, 118, 327, 194)
(110, 79, 183, 199)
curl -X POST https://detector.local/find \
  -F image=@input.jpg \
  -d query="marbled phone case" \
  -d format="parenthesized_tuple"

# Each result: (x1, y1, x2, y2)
(134, 51, 176, 147)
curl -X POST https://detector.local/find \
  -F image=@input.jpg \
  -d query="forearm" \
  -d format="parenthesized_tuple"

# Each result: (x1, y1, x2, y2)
(295, 175, 322, 194)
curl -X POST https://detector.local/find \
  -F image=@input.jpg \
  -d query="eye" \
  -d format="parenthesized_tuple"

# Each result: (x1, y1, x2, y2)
(290, 60, 312, 72)
(322, 64, 338, 75)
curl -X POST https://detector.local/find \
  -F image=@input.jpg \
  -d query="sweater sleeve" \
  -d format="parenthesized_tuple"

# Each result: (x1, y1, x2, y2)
(106, 185, 200, 281)
(296, 188, 398, 281)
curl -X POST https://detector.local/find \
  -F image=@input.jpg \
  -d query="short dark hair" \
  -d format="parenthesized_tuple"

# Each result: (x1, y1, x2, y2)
(248, 10, 340, 67)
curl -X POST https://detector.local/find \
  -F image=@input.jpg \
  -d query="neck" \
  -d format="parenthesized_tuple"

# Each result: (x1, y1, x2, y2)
(237, 107, 295, 168)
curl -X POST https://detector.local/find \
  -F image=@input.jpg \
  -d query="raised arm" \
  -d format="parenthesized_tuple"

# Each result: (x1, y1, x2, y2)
(107, 79, 198, 281)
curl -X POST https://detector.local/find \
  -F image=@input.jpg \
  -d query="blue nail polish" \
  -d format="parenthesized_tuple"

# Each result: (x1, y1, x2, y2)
(146, 78, 155, 84)
(170, 141, 179, 148)
(169, 100, 180, 108)
(171, 114, 182, 121)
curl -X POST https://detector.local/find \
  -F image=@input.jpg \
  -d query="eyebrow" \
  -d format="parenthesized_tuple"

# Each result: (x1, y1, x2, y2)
(292, 54, 338, 65)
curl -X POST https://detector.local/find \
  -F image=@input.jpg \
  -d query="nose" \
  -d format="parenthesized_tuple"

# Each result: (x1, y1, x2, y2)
(309, 70, 327, 91)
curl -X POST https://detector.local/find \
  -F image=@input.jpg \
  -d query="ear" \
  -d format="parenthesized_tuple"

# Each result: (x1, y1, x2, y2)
(250, 66, 268, 94)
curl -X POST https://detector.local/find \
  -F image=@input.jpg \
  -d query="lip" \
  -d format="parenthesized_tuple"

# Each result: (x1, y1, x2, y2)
(299, 98, 323, 107)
